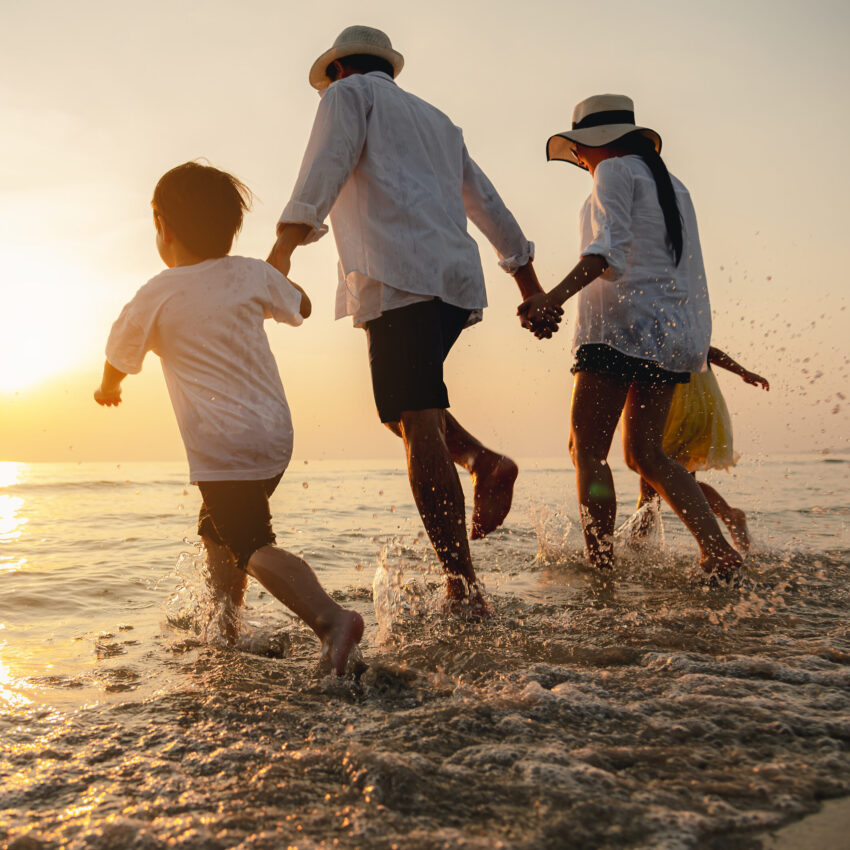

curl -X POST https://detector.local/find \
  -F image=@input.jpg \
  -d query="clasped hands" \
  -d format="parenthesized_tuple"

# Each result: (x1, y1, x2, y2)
(517, 292, 563, 340)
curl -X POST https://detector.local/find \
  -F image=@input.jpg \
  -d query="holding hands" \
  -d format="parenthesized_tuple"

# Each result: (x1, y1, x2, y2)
(517, 293, 563, 339)
(514, 255, 608, 341)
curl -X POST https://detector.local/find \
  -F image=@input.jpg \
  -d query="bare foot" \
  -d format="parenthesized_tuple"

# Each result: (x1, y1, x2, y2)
(470, 453, 518, 539)
(723, 508, 751, 554)
(205, 600, 240, 646)
(321, 610, 365, 675)
(699, 547, 744, 583)
(445, 576, 490, 619)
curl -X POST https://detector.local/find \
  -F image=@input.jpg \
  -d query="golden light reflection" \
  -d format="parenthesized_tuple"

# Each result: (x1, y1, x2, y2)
(0, 496, 27, 544)
(0, 463, 27, 572)
(0, 461, 23, 488)
(0, 649, 31, 708)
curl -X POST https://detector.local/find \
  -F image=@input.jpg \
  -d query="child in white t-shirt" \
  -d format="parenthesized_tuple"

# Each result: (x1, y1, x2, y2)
(95, 162, 363, 674)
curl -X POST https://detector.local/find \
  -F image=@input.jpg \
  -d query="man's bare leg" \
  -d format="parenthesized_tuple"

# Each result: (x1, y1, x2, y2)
(442, 412, 518, 539)
(202, 534, 248, 644)
(387, 414, 518, 540)
(247, 546, 364, 674)
(397, 408, 487, 614)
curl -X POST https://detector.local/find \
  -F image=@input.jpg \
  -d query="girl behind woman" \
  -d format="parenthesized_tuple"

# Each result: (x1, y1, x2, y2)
(519, 94, 742, 580)
(630, 346, 769, 551)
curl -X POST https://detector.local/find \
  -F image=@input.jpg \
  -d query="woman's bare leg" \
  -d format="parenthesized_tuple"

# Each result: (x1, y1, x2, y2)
(622, 383, 742, 577)
(247, 545, 364, 674)
(698, 481, 750, 553)
(637, 477, 660, 509)
(570, 372, 631, 569)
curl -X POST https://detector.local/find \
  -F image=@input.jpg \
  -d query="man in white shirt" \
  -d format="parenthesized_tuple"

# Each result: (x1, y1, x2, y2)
(268, 26, 557, 614)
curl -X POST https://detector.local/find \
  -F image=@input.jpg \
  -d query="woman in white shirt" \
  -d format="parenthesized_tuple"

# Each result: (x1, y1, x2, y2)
(520, 94, 742, 582)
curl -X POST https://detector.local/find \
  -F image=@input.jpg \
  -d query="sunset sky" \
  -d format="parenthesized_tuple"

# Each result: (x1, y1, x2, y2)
(1, 0, 848, 463)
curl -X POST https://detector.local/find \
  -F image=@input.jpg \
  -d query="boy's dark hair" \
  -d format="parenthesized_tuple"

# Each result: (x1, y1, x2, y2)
(326, 53, 395, 82)
(152, 162, 251, 259)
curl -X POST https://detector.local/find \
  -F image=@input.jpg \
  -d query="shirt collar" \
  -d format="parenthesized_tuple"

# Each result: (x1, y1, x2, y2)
(365, 71, 395, 84)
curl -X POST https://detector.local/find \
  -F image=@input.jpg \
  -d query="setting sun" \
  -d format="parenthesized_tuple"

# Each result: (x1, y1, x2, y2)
(0, 246, 100, 394)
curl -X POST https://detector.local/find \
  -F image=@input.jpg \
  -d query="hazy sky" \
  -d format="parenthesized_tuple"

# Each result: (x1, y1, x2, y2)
(1, 0, 848, 463)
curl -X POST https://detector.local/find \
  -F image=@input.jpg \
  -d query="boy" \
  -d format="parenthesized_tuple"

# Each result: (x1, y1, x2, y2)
(94, 161, 363, 674)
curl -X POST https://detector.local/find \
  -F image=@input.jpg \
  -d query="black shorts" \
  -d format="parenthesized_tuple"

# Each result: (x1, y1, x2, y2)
(571, 344, 690, 384)
(197, 473, 283, 571)
(365, 299, 472, 424)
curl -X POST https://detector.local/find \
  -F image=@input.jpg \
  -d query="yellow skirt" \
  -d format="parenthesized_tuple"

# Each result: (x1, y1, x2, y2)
(662, 370, 737, 472)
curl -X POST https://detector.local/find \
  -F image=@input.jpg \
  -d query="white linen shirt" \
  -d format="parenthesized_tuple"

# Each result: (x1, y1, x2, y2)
(106, 256, 303, 483)
(279, 71, 533, 327)
(575, 155, 712, 373)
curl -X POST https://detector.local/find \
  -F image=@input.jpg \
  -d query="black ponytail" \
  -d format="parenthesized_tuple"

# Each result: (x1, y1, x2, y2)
(612, 132, 683, 265)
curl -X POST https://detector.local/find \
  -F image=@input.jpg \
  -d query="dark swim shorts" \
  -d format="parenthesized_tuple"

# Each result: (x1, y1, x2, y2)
(197, 472, 283, 571)
(571, 344, 690, 385)
(365, 299, 472, 423)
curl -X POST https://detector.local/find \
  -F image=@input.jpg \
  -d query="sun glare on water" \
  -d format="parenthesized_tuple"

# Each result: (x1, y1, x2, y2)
(0, 246, 100, 394)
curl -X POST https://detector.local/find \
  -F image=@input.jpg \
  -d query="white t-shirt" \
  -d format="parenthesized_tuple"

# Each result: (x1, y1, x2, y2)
(575, 155, 712, 374)
(106, 256, 303, 482)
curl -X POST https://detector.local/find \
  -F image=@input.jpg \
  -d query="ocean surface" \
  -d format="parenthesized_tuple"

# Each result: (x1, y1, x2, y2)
(0, 453, 848, 849)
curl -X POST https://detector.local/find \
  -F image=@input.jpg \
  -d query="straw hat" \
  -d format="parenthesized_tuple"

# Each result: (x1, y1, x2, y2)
(546, 94, 661, 167)
(309, 25, 405, 91)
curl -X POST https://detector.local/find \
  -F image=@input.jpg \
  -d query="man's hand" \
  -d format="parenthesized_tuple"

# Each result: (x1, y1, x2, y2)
(267, 223, 314, 278)
(94, 387, 122, 406)
(517, 293, 563, 340)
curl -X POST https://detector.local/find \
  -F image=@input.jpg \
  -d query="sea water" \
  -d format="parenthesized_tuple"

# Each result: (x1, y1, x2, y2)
(0, 454, 848, 849)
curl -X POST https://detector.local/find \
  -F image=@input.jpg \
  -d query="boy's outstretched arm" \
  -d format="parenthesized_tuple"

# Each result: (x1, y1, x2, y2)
(708, 346, 770, 390)
(94, 361, 127, 406)
(286, 276, 312, 320)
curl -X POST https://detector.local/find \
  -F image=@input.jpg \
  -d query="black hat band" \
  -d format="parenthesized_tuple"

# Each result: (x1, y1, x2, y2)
(572, 109, 636, 130)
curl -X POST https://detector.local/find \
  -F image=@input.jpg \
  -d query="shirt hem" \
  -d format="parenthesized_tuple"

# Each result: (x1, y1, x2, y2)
(189, 465, 288, 485)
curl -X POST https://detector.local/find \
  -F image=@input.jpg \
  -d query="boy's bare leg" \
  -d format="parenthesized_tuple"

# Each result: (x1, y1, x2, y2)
(622, 383, 743, 578)
(443, 412, 518, 539)
(570, 372, 631, 569)
(397, 408, 487, 614)
(247, 546, 364, 674)
(698, 481, 750, 553)
(202, 534, 248, 644)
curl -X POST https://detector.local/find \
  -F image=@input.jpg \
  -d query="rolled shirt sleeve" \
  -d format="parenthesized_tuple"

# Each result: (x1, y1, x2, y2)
(461, 146, 534, 274)
(278, 81, 372, 243)
(580, 157, 634, 279)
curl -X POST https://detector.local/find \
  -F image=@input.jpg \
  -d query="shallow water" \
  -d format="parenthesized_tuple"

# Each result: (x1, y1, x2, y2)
(1, 454, 848, 849)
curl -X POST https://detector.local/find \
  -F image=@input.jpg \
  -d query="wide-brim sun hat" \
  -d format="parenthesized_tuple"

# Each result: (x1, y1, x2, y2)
(309, 25, 405, 91)
(546, 94, 662, 167)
